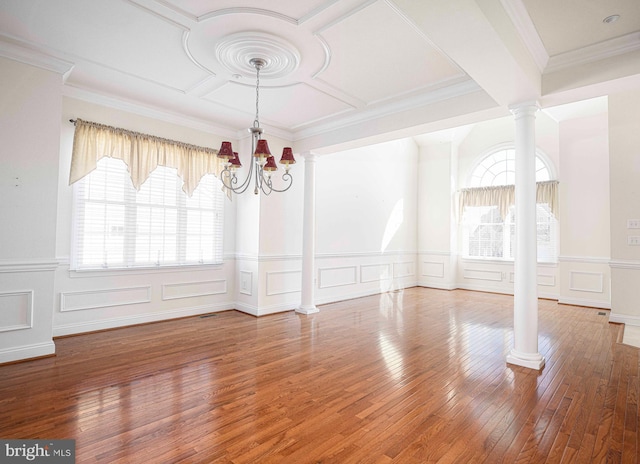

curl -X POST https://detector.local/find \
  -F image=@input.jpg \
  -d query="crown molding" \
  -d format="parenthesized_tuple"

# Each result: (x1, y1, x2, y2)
(293, 78, 481, 141)
(499, 0, 549, 73)
(0, 34, 74, 77)
(62, 85, 239, 139)
(545, 32, 640, 74)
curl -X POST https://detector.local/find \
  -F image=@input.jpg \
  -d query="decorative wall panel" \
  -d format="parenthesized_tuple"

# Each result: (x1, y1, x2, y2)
(60, 286, 151, 312)
(318, 266, 358, 289)
(239, 271, 253, 296)
(360, 263, 392, 283)
(463, 268, 503, 282)
(162, 280, 227, 300)
(422, 261, 445, 278)
(0, 290, 33, 332)
(266, 270, 302, 296)
(569, 271, 604, 293)
(393, 261, 414, 278)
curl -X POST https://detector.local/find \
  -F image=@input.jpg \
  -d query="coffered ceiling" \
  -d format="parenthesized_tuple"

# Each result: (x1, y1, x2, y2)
(0, 0, 638, 150)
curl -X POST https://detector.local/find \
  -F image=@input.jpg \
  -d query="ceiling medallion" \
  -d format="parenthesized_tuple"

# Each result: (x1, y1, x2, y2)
(216, 32, 300, 79)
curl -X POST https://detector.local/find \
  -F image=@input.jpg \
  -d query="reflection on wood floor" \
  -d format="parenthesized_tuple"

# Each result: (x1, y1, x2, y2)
(1, 288, 637, 463)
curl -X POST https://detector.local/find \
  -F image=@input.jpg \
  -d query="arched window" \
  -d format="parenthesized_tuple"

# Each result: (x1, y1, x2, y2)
(461, 147, 558, 262)
(467, 148, 550, 187)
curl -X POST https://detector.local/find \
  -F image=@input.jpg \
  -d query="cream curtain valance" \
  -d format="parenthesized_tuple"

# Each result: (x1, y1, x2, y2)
(69, 119, 224, 197)
(458, 180, 558, 220)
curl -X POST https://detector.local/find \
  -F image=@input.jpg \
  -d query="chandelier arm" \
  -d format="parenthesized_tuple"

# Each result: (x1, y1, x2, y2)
(219, 153, 256, 194)
(258, 171, 293, 194)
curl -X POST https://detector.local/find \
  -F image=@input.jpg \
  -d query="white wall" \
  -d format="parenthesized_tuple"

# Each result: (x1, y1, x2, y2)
(0, 58, 62, 362)
(314, 138, 419, 303)
(417, 141, 458, 289)
(609, 88, 640, 325)
(558, 112, 611, 308)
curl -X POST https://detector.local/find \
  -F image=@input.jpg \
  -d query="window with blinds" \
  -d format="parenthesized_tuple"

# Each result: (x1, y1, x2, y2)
(462, 204, 558, 262)
(71, 157, 224, 270)
(461, 148, 558, 263)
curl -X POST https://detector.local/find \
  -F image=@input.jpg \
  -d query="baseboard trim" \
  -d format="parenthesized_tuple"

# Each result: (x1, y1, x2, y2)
(53, 303, 233, 337)
(0, 341, 56, 365)
(417, 283, 457, 291)
(558, 297, 611, 310)
(609, 312, 640, 327)
(234, 302, 296, 317)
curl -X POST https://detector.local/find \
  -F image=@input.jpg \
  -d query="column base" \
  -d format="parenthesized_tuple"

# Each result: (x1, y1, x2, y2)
(506, 349, 545, 370)
(296, 305, 319, 315)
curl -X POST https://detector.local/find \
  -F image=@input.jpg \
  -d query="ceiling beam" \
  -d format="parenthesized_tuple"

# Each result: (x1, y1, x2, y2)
(390, 0, 542, 107)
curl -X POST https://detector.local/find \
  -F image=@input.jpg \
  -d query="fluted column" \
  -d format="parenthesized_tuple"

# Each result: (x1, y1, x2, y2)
(506, 102, 545, 370)
(297, 152, 319, 314)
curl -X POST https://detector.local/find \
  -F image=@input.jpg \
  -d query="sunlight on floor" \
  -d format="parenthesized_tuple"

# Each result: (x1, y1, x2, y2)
(622, 325, 640, 348)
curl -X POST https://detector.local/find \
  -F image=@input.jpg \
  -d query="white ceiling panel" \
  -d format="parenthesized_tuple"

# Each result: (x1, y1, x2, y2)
(159, 0, 335, 22)
(522, 0, 640, 56)
(0, 0, 209, 90)
(315, 0, 465, 104)
(205, 81, 353, 129)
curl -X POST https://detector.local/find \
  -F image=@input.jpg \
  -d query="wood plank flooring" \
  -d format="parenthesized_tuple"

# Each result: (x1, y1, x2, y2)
(1, 288, 638, 463)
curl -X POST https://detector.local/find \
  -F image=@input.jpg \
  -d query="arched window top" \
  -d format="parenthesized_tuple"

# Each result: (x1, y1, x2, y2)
(467, 147, 551, 188)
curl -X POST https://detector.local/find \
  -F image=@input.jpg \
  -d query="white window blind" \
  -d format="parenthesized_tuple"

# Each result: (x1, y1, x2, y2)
(71, 157, 224, 270)
(462, 204, 558, 262)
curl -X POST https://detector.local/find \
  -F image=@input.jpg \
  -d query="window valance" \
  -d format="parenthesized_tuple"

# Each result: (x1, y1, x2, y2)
(69, 118, 224, 197)
(458, 180, 558, 220)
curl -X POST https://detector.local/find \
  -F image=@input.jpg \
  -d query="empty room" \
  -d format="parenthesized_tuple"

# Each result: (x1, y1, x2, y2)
(1, 1, 640, 462)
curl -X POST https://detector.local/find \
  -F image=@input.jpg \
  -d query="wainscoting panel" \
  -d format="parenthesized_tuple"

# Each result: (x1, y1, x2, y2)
(361, 263, 392, 283)
(0, 290, 33, 332)
(162, 280, 227, 301)
(393, 262, 415, 278)
(266, 270, 302, 296)
(318, 266, 358, 289)
(60, 286, 152, 312)
(239, 271, 253, 296)
(569, 271, 604, 293)
(422, 261, 445, 278)
(463, 268, 503, 282)
(538, 274, 556, 287)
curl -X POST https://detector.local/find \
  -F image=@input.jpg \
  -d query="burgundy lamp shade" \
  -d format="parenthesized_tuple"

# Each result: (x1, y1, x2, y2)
(217, 141, 234, 160)
(263, 155, 278, 172)
(279, 147, 296, 166)
(229, 151, 242, 170)
(254, 139, 272, 160)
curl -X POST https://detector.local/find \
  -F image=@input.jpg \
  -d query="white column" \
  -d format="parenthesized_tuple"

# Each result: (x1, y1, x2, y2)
(297, 152, 319, 314)
(506, 102, 545, 370)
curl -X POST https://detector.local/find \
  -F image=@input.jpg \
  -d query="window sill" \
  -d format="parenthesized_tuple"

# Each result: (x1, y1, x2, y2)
(461, 257, 558, 267)
(69, 262, 224, 278)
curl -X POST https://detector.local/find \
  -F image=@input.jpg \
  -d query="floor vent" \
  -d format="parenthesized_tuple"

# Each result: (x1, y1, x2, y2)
(200, 313, 218, 319)
(598, 312, 607, 316)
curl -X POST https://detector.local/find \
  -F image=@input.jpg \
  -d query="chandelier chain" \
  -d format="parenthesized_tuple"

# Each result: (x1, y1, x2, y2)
(254, 65, 260, 126)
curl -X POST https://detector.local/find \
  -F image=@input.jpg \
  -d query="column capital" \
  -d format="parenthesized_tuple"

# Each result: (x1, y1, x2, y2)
(300, 151, 319, 162)
(509, 101, 540, 118)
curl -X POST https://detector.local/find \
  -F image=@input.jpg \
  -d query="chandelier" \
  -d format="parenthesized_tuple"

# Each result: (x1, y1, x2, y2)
(217, 58, 295, 195)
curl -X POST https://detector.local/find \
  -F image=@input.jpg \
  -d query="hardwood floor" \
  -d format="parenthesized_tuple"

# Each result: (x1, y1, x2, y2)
(1, 288, 638, 463)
